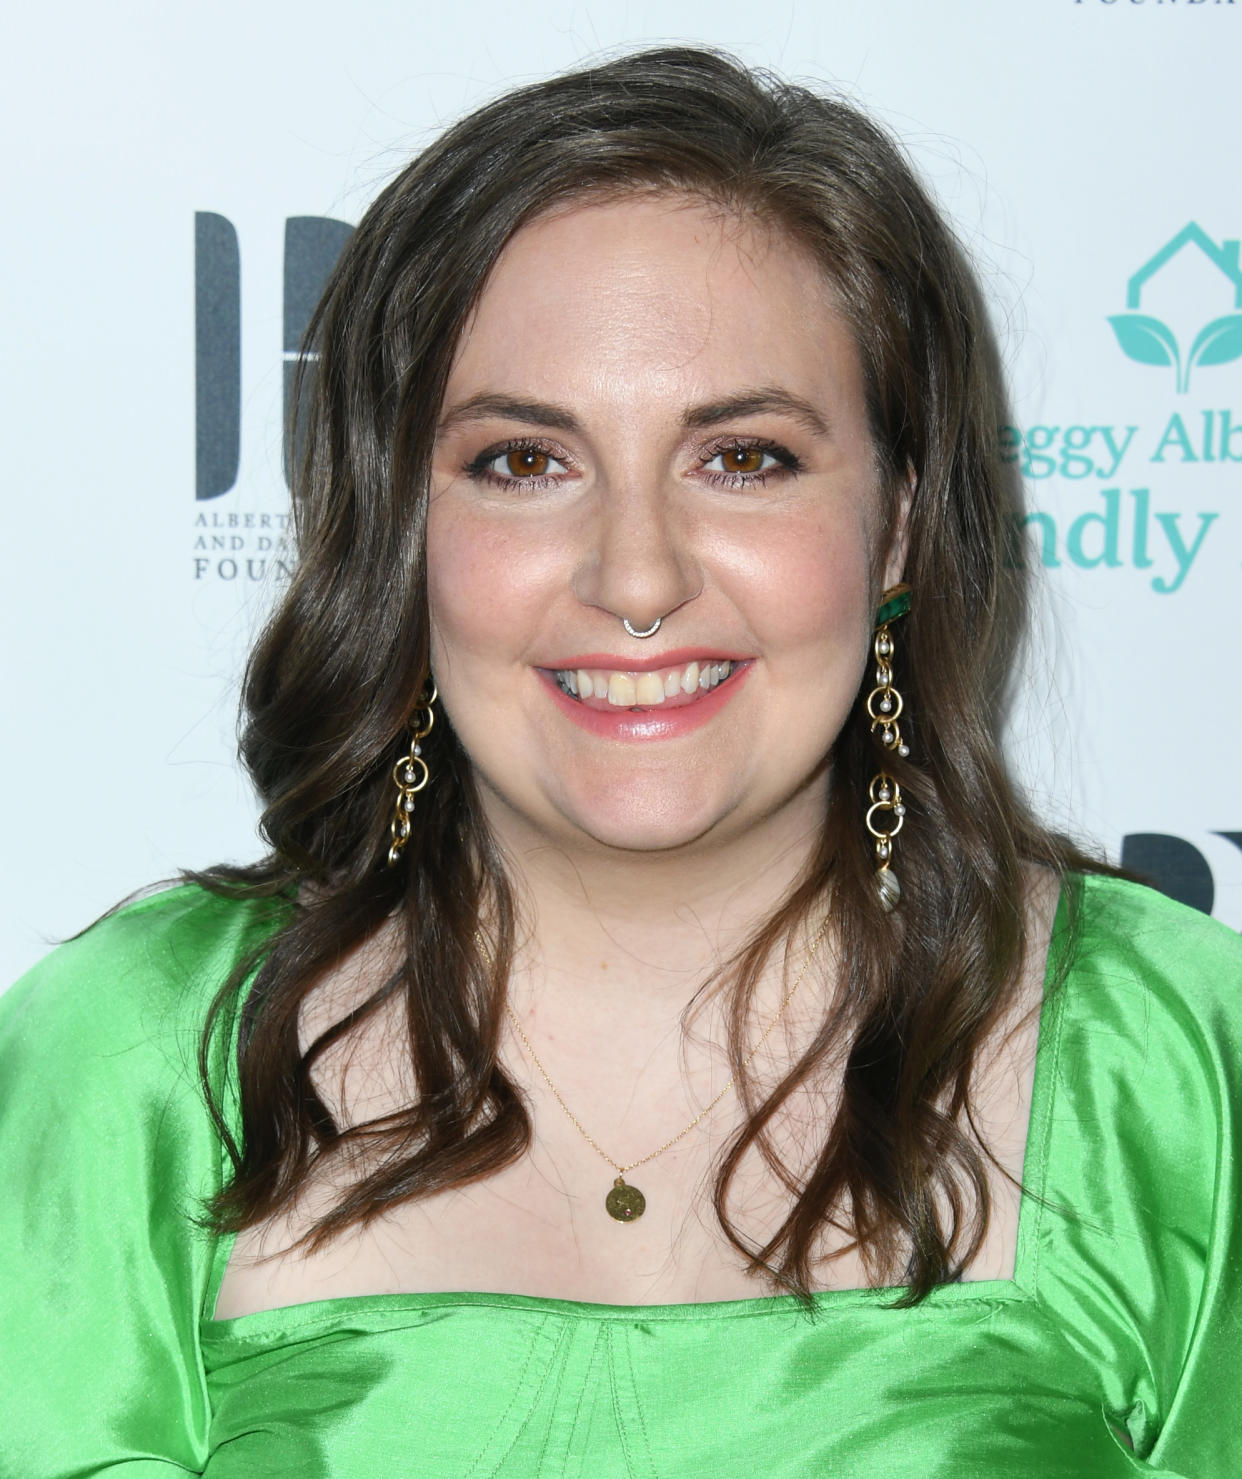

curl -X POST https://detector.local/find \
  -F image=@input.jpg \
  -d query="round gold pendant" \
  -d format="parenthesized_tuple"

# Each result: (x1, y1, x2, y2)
(605, 1176, 646, 1222)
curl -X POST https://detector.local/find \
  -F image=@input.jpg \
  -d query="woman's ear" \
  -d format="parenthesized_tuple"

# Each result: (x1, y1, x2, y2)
(880, 466, 915, 590)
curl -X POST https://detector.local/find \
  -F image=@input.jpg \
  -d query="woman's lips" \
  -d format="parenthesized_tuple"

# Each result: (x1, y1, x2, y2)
(550, 658, 737, 710)
(536, 659, 752, 740)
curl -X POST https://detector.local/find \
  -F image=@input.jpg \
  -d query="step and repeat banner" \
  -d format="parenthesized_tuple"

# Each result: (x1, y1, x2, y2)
(5, 0, 1240, 982)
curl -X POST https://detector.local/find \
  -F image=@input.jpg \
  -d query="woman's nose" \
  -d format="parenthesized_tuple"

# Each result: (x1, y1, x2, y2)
(571, 477, 703, 632)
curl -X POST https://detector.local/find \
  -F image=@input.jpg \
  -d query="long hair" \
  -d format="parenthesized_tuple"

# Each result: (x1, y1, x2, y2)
(199, 46, 1098, 1302)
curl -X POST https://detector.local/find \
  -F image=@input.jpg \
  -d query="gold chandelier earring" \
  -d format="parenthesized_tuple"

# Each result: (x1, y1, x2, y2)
(386, 681, 437, 867)
(865, 585, 911, 912)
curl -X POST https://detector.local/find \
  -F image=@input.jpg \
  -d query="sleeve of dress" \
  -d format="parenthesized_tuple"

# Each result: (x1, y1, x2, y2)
(1134, 893, 1242, 1476)
(1037, 877, 1242, 1477)
(0, 886, 273, 1478)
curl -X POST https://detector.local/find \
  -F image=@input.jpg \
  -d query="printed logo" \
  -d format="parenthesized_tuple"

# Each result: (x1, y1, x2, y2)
(1070, 0, 1236, 9)
(194, 212, 354, 501)
(1073, 1, 1237, 9)
(192, 212, 353, 582)
(1121, 832, 1242, 928)
(1107, 223, 1242, 394)
(999, 218, 1242, 593)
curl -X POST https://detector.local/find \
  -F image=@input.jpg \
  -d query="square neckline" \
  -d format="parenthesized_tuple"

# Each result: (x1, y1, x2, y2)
(203, 877, 1074, 1335)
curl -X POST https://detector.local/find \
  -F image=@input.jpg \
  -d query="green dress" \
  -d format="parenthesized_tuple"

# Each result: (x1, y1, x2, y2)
(2, 875, 1239, 1477)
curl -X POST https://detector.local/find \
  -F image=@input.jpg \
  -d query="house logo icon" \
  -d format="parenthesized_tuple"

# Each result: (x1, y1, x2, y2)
(1108, 224, 1242, 394)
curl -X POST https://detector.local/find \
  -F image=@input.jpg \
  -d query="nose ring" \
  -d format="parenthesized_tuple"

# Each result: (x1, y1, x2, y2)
(622, 617, 662, 639)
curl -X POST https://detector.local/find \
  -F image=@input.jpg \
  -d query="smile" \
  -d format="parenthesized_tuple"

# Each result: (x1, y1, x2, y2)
(551, 659, 737, 711)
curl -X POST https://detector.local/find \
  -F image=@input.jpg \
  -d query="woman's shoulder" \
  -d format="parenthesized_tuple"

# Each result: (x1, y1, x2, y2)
(1044, 871, 1242, 1202)
(0, 883, 287, 1474)
(1026, 875, 1242, 1469)
(1059, 871, 1242, 1027)
(0, 881, 288, 1085)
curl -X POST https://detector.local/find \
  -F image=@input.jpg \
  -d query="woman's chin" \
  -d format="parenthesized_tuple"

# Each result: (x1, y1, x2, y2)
(531, 777, 757, 858)
(478, 757, 826, 864)
(569, 813, 722, 857)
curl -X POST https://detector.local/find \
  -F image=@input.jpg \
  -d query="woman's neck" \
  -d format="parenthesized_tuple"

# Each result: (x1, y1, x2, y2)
(480, 787, 833, 1022)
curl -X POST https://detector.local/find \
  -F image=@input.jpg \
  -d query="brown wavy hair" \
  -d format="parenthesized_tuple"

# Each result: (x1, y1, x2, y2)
(199, 46, 1099, 1303)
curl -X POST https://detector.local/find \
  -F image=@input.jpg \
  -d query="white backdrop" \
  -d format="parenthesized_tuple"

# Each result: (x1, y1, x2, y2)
(5, 0, 1241, 984)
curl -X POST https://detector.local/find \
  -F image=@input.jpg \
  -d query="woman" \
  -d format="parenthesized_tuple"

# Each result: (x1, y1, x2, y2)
(3, 47, 1239, 1477)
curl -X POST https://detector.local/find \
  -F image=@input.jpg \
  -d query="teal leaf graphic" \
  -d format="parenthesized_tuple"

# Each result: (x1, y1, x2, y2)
(1187, 314, 1242, 372)
(1107, 313, 1181, 369)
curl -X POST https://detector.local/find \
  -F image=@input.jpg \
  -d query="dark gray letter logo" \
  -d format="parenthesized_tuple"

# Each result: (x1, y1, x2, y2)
(195, 212, 353, 499)
(195, 214, 240, 501)
(1121, 831, 1242, 922)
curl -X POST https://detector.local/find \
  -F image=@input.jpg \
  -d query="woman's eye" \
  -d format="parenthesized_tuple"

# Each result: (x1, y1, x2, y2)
(714, 447, 768, 474)
(701, 444, 793, 480)
(496, 447, 559, 478)
(462, 442, 572, 488)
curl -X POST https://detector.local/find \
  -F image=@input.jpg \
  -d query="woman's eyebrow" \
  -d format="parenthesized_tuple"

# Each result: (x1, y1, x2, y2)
(682, 389, 830, 437)
(436, 387, 830, 438)
(438, 394, 581, 434)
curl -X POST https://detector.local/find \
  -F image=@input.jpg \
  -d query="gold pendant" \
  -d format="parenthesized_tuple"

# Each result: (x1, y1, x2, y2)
(605, 1176, 646, 1222)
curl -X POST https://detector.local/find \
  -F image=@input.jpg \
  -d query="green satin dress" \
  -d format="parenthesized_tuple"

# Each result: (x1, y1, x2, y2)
(2, 875, 1239, 1477)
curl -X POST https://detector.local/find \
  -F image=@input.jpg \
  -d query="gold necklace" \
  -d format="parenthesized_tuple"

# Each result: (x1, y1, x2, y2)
(487, 923, 828, 1223)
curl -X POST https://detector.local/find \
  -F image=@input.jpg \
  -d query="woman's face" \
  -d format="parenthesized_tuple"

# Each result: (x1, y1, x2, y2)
(426, 195, 906, 860)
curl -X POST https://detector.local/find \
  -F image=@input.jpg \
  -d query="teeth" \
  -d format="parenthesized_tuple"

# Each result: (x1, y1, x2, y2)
(554, 659, 735, 708)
